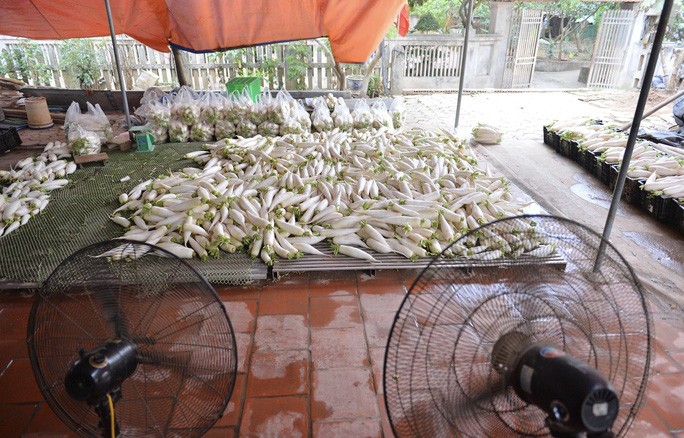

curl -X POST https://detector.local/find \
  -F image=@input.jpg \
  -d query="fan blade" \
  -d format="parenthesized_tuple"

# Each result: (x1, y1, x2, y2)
(445, 381, 508, 420)
(137, 350, 191, 370)
(95, 288, 130, 339)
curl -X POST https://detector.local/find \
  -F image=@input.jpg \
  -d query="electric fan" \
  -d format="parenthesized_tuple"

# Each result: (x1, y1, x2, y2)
(27, 240, 237, 437)
(384, 215, 652, 438)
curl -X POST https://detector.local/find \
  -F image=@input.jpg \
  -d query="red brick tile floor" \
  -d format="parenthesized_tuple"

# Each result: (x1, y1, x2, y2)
(0, 269, 682, 437)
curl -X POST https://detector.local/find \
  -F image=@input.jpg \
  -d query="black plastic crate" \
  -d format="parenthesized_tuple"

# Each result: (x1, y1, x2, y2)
(640, 190, 669, 221)
(0, 127, 21, 153)
(559, 138, 571, 157)
(669, 200, 684, 233)
(621, 177, 644, 205)
(578, 148, 593, 170)
(543, 126, 553, 146)
(584, 151, 600, 176)
(662, 197, 682, 228)
(595, 159, 612, 185)
(608, 164, 619, 190)
(551, 132, 561, 152)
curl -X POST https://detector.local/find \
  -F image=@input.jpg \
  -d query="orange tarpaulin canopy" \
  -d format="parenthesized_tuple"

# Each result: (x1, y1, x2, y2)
(0, 0, 406, 63)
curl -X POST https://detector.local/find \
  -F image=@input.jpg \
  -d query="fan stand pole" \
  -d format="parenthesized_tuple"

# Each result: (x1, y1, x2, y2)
(454, 0, 474, 131)
(95, 398, 120, 438)
(593, 0, 674, 272)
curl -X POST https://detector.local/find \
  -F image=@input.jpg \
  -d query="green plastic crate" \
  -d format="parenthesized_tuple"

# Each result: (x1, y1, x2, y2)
(226, 77, 261, 102)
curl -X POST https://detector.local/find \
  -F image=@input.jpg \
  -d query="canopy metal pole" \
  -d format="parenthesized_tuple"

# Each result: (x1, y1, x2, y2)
(594, 0, 673, 272)
(104, 0, 131, 130)
(454, 0, 474, 131)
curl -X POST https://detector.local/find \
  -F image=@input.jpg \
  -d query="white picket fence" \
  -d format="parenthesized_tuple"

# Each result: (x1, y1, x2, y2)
(0, 36, 359, 91)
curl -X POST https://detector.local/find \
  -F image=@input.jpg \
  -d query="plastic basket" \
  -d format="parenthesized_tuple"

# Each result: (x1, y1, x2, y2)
(0, 127, 21, 153)
(543, 126, 553, 146)
(226, 77, 261, 102)
(621, 177, 644, 205)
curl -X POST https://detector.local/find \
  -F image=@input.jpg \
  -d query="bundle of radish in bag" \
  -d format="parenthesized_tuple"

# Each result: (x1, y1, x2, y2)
(171, 86, 200, 126)
(312, 104, 334, 132)
(199, 92, 221, 126)
(223, 95, 244, 125)
(390, 98, 406, 128)
(150, 125, 168, 144)
(190, 122, 215, 142)
(266, 90, 293, 125)
(168, 120, 190, 142)
(147, 99, 171, 128)
(64, 101, 113, 144)
(352, 100, 373, 130)
(371, 101, 393, 129)
(68, 125, 101, 156)
(332, 102, 353, 132)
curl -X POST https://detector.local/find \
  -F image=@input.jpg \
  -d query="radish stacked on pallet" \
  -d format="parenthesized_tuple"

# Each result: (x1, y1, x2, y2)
(0, 142, 76, 238)
(109, 128, 555, 263)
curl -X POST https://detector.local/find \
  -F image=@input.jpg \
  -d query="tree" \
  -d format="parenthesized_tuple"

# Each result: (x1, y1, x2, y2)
(0, 41, 52, 85)
(60, 39, 104, 89)
(520, 1, 618, 59)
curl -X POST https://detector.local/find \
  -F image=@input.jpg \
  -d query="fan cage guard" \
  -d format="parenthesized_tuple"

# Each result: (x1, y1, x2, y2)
(384, 215, 652, 438)
(28, 240, 237, 438)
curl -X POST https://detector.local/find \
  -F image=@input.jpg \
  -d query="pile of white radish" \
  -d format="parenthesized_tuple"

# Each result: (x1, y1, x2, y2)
(546, 119, 684, 199)
(109, 127, 556, 263)
(0, 141, 76, 238)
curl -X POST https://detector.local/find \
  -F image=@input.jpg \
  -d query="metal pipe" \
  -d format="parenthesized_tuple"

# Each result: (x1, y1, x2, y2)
(594, 0, 673, 272)
(104, 0, 131, 130)
(454, 0, 474, 131)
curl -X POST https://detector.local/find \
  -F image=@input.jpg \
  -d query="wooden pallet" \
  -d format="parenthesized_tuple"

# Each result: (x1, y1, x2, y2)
(74, 152, 109, 168)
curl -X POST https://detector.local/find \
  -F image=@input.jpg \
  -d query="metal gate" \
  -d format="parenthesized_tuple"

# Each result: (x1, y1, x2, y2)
(502, 9, 543, 88)
(587, 10, 636, 88)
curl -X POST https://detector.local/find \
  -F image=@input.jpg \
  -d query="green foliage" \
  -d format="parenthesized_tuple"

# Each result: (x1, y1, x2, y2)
(411, 0, 490, 33)
(60, 39, 103, 89)
(666, 5, 684, 42)
(366, 74, 383, 98)
(285, 41, 310, 90)
(414, 12, 441, 32)
(0, 41, 52, 85)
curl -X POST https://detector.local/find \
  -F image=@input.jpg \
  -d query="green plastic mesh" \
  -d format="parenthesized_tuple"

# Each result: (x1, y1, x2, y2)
(0, 143, 263, 286)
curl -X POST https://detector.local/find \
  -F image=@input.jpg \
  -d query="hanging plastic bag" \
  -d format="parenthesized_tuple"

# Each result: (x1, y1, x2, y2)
(68, 125, 101, 156)
(168, 120, 190, 142)
(371, 101, 393, 129)
(352, 100, 373, 130)
(390, 98, 406, 128)
(171, 86, 200, 125)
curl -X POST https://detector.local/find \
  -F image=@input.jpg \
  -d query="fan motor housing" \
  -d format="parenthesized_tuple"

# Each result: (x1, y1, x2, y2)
(64, 339, 138, 404)
(512, 344, 619, 434)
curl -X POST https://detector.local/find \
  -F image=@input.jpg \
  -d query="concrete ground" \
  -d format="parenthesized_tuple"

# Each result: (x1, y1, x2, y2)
(404, 89, 683, 310)
(531, 69, 586, 89)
